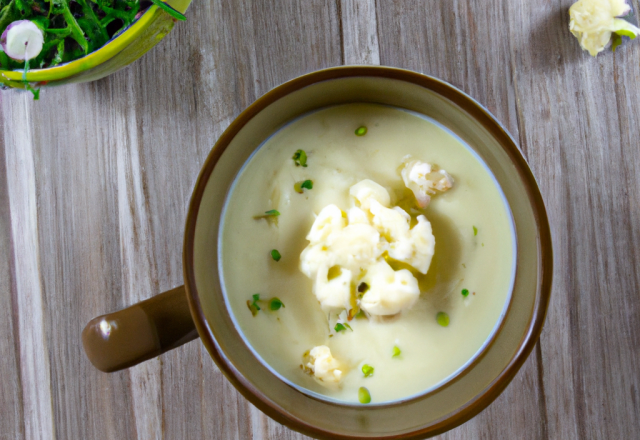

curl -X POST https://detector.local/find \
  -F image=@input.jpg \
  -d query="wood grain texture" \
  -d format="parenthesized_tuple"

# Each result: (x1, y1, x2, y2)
(1, 0, 639, 439)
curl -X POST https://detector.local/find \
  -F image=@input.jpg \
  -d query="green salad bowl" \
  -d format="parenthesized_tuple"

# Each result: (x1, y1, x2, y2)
(0, 0, 190, 89)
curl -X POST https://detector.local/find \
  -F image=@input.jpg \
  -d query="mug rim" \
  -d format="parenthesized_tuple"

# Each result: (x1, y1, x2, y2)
(183, 65, 553, 439)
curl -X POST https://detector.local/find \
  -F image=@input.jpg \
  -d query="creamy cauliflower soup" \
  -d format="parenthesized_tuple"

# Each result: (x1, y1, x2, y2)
(220, 103, 515, 404)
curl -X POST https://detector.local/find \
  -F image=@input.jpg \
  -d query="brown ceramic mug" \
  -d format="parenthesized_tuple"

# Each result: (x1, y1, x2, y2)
(83, 66, 552, 439)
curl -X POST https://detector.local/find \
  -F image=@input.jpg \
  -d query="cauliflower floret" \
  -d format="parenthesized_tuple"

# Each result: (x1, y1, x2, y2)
(306, 204, 345, 244)
(569, 0, 640, 57)
(300, 172, 443, 316)
(360, 261, 420, 316)
(369, 201, 435, 274)
(306, 346, 343, 383)
(349, 179, 391, 211)
(301, 205, 383, 312)
(401, 159, 453, 208)
(314, 266, 352, 312)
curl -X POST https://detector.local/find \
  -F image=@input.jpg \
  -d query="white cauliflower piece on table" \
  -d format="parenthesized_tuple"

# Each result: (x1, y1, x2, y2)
(569, 0, 640, 57)
(306, 346, 343, 384)
(359, 261, 420, 316)
(401, 158, 453, 208)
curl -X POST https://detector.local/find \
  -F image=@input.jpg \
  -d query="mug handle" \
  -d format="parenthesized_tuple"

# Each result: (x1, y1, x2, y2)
(82, 285, 198, 372)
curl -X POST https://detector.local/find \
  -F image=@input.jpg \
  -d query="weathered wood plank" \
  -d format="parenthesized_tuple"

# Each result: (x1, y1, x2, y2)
(0, 99, 26, 440)
(341, 0, 380, 65)
(2, 94, 56, 440)
(507, 0, 640, 438)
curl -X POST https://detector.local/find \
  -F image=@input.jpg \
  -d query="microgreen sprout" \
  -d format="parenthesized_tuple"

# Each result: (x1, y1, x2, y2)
(270, 249, 281, 261)
(247, 294, 285, 315)
(392, 345, 401, 357)
(358, 387, 371, 404)
(268, 297, 285, 311)
(246, 293, 261, 316)
(362, 364, 374, 378)
(462, 288, 469, 298)
(292, 149, 308, 167)
(334, 322, 352, 333)
(355, 126, 367, 136)
(253, 209, 281, 223)
(436, 312, 450, 327)
(294, 179, 313, 193)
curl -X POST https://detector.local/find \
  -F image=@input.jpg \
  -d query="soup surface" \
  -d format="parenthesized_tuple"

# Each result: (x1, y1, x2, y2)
(220, 103, 515, 404)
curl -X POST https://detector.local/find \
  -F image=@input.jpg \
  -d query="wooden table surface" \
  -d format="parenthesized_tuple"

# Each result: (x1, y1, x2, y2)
(1, 0, 639, 438)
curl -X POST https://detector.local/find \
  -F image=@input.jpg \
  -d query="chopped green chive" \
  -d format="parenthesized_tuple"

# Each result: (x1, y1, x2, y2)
(253, 210, 280, 222)
(269, 298, 285, 311)
(362, 364, 374, 378)
(246, 294, 261, 316)
(247, 294, 285, 315)
(473, 226, 478, 236)
(292, 149, 308, 167)
(392, 345, 401, 357)
(294, 180, 313, 193)
(436, 312, 450, 327)
(462, 288, 469, 298)
(358, 387, 371, 404)
(271, 249, 281, 261)
(355, 126, 367, 136)
(334, 322, 353, 333)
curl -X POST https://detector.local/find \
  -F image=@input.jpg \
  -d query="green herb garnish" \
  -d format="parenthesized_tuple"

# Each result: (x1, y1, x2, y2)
(362, 364, 374, 378)
(462, 288, 469, 297)
(358, 386, 371, 404)
(436, 312, 450, 327)
(355, 126, 367, 136)
(270, 249, 281, 261)
(253, 209, 281, 222)
(392, 345, 401, 357)
(334, 322, 352, 333)
(473, 226, 478, 236)
(247, 294, 284, 315)
(292, 149, 308, 167)
(246, 293, 261, 316)
(269, 297, 285, 311)
(294, 179, 313, 193)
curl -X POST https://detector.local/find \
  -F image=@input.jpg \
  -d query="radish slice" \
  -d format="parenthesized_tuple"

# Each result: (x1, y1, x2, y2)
(1, 20, 44, 61)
